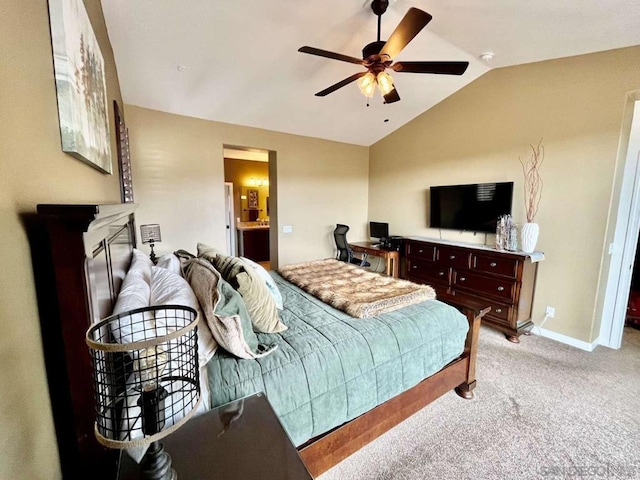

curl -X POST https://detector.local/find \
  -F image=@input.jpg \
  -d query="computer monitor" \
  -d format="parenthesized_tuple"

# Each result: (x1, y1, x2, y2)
(369, 221, 389, 242)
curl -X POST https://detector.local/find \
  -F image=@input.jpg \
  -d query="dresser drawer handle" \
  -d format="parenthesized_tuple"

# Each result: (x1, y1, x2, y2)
(438, 271, 445, 276)
(418, 249, 424, 253)
(497, 286, 505, 292)
(459, 277, 466, 282)
(490, 262, 497, 267)
(449, 255, 456, 260)
(412, 265, 418, 269)
(495, 308, 502, 313)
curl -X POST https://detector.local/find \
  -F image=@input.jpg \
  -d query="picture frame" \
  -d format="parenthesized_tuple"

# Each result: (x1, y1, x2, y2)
(248, 189, 259, 209)
(48, 0, 112, 173)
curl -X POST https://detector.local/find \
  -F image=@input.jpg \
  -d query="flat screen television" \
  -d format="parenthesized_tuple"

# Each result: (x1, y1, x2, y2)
(429, 182, 514, 233)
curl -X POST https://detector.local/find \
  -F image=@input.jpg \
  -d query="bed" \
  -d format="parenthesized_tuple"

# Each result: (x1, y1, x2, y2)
(33, 204, 486, 479)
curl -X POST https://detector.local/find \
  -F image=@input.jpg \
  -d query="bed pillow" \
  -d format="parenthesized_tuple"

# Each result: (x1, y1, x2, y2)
(150, 265, 218, 365)
(132, 247, 153, 270)
(236, 268, 287, 333)
(240, 256, 284, 310)
(155, 253, 183, 277)
(197, 242, 225, 264)
(182, 257, 275, 359)
(204, 251, 246, 289)
(205, 253, 285, 333)
(111, 249, 153, 342)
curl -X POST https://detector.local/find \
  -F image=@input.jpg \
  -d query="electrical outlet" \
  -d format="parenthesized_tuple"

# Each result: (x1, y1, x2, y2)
(545, 306, 555, 318)
(282, 225, 293, 234)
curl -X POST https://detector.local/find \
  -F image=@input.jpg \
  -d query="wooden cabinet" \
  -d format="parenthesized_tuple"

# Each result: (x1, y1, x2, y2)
(238, 228, 270, 262)
(405, 238, 538, 342)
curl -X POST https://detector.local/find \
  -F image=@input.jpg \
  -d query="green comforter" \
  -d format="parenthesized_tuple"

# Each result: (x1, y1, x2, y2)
(207, 272, 468, 446)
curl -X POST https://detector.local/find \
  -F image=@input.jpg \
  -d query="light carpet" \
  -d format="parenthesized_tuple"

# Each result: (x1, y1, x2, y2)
(318, 326, 640, 480)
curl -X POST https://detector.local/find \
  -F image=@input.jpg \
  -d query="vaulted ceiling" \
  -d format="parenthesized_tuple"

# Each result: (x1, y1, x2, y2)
(102, 0, 640, 146)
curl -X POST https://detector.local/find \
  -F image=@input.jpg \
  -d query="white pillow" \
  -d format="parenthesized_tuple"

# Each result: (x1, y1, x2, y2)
(155, 253, 183, 277)
(150, 266, 218, 365)
(240, 257, 284, 310)
(112, 250, 153, 342)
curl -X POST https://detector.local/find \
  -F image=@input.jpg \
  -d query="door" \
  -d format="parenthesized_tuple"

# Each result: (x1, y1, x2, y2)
(599, 96, 640, 348)
(224, 182, 236, 256)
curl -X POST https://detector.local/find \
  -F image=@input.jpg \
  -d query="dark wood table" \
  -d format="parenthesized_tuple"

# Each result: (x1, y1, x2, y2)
(118, 393, 313, 479)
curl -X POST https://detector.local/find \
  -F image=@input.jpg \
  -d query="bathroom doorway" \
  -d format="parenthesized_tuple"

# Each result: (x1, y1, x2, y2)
(223, 146, 276, 269)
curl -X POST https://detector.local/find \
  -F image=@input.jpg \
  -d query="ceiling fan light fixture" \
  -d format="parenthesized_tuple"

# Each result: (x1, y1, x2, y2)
(357, 72, 377, 97)
(377, 71, 394, 96)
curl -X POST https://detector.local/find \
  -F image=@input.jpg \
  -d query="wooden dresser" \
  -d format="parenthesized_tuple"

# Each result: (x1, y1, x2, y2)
(404, 238, 539, 342)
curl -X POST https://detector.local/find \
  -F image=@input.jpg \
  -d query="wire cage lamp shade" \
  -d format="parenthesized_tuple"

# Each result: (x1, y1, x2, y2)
(85, 305, 200, 451)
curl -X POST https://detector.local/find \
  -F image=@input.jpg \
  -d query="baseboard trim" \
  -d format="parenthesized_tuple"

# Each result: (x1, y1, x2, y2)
(535, 327, 600, 352)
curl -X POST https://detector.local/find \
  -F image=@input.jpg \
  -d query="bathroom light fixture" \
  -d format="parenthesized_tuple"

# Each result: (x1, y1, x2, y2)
(249, 178, 269, 187)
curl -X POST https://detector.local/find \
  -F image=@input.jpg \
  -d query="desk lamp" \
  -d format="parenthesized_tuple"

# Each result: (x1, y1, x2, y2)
(140, 224, 162, 264)
(86, 305, 200, 480)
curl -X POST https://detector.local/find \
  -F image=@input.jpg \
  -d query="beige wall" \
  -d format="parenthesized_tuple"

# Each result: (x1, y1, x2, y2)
(0, 1, 123, 478)
(126, 105, 370, 266)
(369, 46, 640, 343)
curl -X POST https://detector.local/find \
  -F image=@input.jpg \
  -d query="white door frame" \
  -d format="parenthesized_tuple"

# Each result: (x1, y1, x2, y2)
(599, 93, 640, 348)
(224, 182, 236, 256)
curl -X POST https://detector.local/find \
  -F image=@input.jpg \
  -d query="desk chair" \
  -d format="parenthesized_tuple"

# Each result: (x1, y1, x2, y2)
(333, 224, 370, 267)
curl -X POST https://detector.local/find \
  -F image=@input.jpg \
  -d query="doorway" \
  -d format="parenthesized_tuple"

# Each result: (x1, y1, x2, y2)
(223, 146, 277, 269)
(599, 94, 640, 348)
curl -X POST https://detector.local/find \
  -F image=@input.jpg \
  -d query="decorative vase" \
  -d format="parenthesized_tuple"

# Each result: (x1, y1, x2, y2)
(521, 222, 539, 253)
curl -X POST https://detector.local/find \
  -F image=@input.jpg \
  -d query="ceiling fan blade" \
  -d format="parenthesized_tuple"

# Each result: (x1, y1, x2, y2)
(383, 88, 401, 104)
(315, 72, 367, 97)
(379, 8, 432, 60)
(392, 61, 469, 75)
(298, 46, 365, 65)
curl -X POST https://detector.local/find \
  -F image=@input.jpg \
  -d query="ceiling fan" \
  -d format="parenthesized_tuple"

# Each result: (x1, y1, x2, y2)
(298, 0, 469, 104)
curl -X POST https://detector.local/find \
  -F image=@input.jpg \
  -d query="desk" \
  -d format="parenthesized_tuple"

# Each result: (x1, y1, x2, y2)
(118, 393, 313, 480)
(349, 241, 400, 278)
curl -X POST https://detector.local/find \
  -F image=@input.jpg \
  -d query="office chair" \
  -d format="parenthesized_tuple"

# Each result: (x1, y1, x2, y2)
(333, 224, 370, 267)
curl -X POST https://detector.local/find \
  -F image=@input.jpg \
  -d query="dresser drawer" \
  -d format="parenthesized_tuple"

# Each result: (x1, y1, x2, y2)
(449, 289, 513, 327)
(406, 258, 449, 286)
(436, 246, 471, 269)
(452, 270, 516, 302)
(471, 254, 518, 278)
(405, 242, 436, 261)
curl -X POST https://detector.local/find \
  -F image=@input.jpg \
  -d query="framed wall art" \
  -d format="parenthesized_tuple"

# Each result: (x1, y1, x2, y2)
(48, 0, 112, 173)
(248, 189, 259, 209)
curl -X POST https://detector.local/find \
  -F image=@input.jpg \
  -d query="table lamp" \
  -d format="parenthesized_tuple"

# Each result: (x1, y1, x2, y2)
(140, 224, 162, 264)
(86, 305, 200, 480)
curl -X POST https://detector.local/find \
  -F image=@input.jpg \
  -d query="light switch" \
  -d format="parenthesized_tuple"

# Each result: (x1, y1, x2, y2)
(283, 225, 293, 234)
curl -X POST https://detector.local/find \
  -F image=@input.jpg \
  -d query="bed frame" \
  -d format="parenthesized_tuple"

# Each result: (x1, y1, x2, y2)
(33, 204, 486, 479)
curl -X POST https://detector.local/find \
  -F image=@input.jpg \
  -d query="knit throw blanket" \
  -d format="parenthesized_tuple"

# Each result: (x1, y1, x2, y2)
(278, 259, 436, 318)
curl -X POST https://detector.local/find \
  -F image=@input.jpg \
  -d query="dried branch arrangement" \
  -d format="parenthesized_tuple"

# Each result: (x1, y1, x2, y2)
(519, 139, 544, 223)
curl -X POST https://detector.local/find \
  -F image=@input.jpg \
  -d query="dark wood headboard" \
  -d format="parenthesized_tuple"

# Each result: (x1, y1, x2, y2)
(33, 204, 137, 479)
